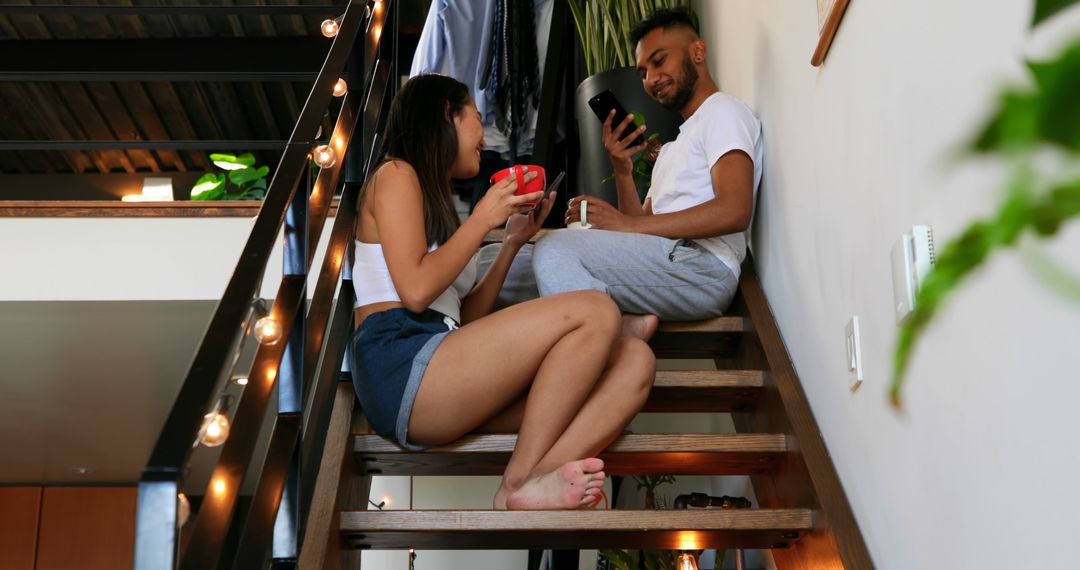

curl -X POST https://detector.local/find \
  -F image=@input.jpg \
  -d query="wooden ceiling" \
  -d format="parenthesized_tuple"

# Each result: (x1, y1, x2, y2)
(0, 1, 350, 176)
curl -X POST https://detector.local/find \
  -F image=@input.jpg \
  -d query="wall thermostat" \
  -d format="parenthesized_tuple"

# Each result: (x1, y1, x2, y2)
(891, 225, 936, 324)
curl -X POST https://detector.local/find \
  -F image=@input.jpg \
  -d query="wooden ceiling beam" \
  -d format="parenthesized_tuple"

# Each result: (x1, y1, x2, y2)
(0, 5, 348, 16)
(0, 38, 330, 81)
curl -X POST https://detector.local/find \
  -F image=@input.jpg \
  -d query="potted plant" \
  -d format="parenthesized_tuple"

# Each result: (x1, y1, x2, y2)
(190, 152, 270, 201)
(566, 0, 695, 203)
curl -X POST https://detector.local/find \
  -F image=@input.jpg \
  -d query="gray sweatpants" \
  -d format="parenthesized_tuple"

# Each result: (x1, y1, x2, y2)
(533, 229, 738, 321)
(478, 229, 739, 321)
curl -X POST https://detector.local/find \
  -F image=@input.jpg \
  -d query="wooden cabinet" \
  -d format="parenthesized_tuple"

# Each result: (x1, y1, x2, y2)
(35, 487, 137, 570)
(0, 487, 42, 570)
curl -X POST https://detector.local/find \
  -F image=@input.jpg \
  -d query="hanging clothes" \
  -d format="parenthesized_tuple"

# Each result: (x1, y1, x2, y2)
(410, 0, 499, 120)
(411, 0, 553, 159)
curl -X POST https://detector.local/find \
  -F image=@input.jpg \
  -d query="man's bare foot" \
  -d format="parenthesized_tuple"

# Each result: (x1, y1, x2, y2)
(506, 458, 605, 510)
(621, 314, 659, 341)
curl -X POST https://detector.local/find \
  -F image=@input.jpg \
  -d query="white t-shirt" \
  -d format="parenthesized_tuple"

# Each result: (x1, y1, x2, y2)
(645, 92, 763, 274)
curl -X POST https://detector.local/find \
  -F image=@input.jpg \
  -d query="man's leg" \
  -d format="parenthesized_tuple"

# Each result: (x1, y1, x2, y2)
(533, 229, 739, 321)
(477, 243, 541, 309)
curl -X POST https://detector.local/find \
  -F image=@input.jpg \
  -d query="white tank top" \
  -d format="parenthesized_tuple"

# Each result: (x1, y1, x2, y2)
(352, 240, 477, 324)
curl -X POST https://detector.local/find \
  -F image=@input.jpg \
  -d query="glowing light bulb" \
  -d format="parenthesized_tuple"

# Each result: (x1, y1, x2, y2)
(313, 145, 337, 168)
(381, 496, 392, 507)
(121, 194, 144, 202)
(234, 376, 248, 386)
(320, 18, 340, 38)
(253, 316, 282, 345)
(333, 78, 348, 97)
(676, 552, 699, 570)
(177, 493, 191, 527)
(199, 410, 230, 447)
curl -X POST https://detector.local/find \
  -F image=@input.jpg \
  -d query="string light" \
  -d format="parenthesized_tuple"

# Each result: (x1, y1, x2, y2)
(313, 144, 337, 168)
(177, 493, 191, 527)
(320, 18, 340, 38)
(333, 78, 348, 97)
(233, 376, 249, 386)
(198, 395, 233, 447)
(676, 552, 699, 570)
(253, 316, 282, 345)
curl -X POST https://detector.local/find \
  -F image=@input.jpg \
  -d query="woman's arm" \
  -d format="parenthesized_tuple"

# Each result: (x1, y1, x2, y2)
(374, 162, 488, 313)
(459, 240, 521, 324)
(375, 161, 543, 314)
(460, 190, 556, 323)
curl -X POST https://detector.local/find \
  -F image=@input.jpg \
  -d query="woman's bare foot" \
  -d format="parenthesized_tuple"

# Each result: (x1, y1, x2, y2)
(493, 487, 511, 510)
(506, 458, 605, 510)
(621, 314, 659, 341)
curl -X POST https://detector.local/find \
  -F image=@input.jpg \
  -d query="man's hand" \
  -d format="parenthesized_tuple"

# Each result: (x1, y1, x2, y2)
(566, 196, 636, 232)
(603, 110, 649, 177)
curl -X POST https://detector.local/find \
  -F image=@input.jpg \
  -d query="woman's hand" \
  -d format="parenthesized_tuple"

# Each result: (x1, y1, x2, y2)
(603, 110, 648, 177)
(566, 195, 635, 232)
(504, 190, 557, 248)
(471, 168, 543, 230)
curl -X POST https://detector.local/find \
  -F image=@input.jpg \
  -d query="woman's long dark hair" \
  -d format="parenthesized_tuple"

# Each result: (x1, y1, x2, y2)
(362, 74, 471, 245)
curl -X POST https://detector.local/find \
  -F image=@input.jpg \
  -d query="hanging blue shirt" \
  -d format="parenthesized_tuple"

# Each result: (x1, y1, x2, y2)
(411, 0, 553, 157)
(410, 0, 499, 120)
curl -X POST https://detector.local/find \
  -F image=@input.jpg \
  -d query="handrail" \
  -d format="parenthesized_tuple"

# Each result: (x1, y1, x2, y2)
(134, 1, 380, 567)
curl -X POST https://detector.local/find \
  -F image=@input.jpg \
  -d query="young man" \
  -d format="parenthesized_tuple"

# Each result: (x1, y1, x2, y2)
(533, 8, 763, 325)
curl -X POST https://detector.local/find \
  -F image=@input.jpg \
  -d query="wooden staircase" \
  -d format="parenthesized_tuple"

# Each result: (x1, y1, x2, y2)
(301, 261, 873, 568)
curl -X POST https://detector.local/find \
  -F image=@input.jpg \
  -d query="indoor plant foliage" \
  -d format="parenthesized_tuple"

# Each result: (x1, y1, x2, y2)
(566, 0, 696, 77)
(190, 152, 270, 201)
(892, 0, 1080, 406)
(567, 0, 695, 193)
(599, 476, 683, 570)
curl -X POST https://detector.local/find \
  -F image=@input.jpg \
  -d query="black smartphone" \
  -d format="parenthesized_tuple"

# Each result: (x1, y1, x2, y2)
(587, 89, 646, 147)
(532, 171, 566, 215)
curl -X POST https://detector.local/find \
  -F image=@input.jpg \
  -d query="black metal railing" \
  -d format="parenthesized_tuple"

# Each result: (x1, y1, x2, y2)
(134, 0, 397, 567)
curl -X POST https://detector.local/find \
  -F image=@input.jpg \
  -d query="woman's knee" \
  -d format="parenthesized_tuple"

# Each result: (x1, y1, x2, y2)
(563, 290, 620, 335)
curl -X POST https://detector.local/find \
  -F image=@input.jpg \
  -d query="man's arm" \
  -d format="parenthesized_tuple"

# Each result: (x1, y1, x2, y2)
(627, 149, 754, 239)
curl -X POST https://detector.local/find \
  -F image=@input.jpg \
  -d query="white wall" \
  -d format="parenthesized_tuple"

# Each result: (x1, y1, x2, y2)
(0, 217, 335, 301)
(698, 1, 1080, 568)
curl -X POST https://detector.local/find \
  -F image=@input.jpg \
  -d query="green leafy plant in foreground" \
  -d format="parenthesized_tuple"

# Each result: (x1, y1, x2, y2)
(191, 152, 270, 201)
(892, 0, 1080, 407)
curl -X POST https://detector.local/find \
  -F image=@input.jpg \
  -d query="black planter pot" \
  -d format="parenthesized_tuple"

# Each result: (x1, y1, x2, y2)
(573, 67, 683, 204)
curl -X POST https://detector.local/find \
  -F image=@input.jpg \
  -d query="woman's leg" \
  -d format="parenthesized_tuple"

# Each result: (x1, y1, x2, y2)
(408, 290, 621, 508)
(505, 336, 655, 509)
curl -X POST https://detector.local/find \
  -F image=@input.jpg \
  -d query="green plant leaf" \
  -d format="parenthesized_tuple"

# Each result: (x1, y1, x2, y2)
(228, 165, 269, 187)
(1032, 0, 1080, 27)
(190, 173, 225, 200)
(973, 41, 1080, 154)
(566, 0, 695, 75)
(889, 173, 1080, 407)
(599, 549, 635, 570)
(210, 152, 256, 170)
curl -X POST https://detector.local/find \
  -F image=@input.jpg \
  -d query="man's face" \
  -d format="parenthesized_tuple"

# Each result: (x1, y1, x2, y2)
(635, 27, 699, 112)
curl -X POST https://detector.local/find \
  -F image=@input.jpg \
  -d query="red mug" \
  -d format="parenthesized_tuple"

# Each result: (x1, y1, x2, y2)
(490, 165, 546, 207)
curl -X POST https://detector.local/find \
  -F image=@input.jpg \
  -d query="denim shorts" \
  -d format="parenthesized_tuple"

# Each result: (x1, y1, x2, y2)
(349, 308, 455, 450)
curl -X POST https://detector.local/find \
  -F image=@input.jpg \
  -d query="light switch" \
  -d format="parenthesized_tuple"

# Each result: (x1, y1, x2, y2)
(845, 316, 863, 391)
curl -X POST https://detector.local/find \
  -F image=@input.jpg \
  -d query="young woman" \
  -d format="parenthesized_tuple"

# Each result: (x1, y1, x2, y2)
(350, 74, 656, 510)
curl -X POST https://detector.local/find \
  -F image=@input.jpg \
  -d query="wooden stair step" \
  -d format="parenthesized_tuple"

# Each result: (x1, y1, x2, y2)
(645, 369, 763, 412)
(651, 317, 751, 359)
(340, 509, 813, 550)
(354, 433, 786, 476)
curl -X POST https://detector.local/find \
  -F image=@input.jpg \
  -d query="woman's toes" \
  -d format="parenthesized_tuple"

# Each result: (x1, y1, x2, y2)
(581, 457, 604, 473)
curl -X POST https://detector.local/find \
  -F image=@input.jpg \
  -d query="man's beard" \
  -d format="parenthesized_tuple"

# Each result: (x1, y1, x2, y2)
(659, 55, 698, 112)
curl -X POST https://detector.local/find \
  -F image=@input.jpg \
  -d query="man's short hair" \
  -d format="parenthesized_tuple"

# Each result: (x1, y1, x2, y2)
(629, 7, 699, 47)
